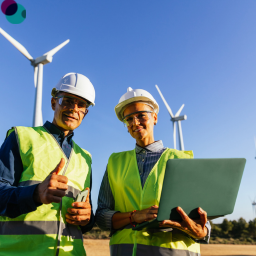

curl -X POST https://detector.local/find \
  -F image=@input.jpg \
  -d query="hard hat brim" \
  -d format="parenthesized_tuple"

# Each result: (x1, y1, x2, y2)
(51, 87, 95, 106)
(115, 96, 159, 121)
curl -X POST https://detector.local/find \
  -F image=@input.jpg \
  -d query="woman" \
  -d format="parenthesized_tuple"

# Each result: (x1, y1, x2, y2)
(96, 87, 210, 256)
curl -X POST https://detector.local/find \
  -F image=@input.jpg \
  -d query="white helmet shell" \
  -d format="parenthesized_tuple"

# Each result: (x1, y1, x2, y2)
(115, 87, 159, 121)
(51, 73, 95, 106)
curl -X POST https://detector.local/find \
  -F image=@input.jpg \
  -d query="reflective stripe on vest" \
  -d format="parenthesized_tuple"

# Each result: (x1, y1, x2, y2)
(0, 126, 91, 256)
(110, 244, 200, 256)
(107, 148, 200, 256)
(0, 221, 81, 238)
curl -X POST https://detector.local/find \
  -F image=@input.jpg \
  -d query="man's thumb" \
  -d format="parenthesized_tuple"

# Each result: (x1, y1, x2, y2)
(52, 158, 65, 175)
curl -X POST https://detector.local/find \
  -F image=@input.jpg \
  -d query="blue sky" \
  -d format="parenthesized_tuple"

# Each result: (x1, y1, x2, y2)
(0, 0, 256, 223)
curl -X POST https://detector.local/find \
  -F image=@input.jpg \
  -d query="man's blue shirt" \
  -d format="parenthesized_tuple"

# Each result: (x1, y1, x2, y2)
(0, 121, 94, 232)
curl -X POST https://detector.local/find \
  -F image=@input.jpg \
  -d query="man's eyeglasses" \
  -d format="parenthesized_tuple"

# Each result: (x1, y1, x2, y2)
(122, 111, 153, 127)
(55, 96, 90, 116)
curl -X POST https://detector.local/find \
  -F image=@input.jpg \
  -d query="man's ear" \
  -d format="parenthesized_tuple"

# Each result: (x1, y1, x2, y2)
(82, 109, 89, 120)
(153, 112, 158, 125)
(51, 97, 56, 111)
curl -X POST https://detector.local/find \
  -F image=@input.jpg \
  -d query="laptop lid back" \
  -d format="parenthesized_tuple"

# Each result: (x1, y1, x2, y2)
(157, 158, 246, 221)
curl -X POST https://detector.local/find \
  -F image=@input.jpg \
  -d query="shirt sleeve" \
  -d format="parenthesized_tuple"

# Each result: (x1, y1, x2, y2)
(95, 166, 118, 231)
(199, 220, 211, 244)
(0, 131, 40, 218)
(189, 220, 211, 244)
(80, 171, 95, 233)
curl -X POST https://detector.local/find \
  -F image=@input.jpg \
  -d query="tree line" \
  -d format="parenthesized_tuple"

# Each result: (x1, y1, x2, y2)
(210, 218, 256, 244)
(83, 218, 256, 244)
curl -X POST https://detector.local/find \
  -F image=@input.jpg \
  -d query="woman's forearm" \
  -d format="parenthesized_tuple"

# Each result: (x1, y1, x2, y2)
(112, 211, 133, 230)
(112, 206, 158, 230)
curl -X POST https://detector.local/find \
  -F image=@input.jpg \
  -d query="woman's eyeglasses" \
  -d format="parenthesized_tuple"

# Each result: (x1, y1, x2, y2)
(122, 111, 153, 127)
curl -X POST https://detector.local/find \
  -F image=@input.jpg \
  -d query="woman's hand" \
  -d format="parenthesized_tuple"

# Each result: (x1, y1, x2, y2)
(112, 205, 158, 230)
(159, 207, 208, 239)
(132, 205, 158, 223)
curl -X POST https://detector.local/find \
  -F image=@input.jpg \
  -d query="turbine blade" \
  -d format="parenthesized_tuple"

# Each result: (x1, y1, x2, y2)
(34, 66, 38, 88)
(0, 27, 33, 60)
(44, 39, 70, 57)
(175, 104, 184, 117)
(178, 121, 185, 150)
(173, 122, 176, 149)
(254, 136, 256, 149)
(155, 85, 174, 118)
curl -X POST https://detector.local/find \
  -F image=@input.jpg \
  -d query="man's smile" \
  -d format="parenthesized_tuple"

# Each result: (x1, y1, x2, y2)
(63, 113, 78, 120)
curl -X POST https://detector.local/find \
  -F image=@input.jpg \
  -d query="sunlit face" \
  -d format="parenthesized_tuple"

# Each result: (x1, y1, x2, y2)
(123, 102, 157, 143)
(51, 92, 88, 133)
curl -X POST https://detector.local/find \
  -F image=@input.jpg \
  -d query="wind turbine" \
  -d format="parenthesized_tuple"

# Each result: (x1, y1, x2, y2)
(0, 27, 69, 127)
(253, 201, 256, 216)
(155, 85, 187, 150)
(249, 197, 256, 216)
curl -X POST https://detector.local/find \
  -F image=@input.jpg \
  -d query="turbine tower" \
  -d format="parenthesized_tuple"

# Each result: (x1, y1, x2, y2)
(0, 27, 69, 127)
(253, 201, 256, 216)
(155, 85, 187, 150)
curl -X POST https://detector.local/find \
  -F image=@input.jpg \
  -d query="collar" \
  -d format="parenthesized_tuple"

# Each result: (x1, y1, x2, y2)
(135, 140, 164, 153)
(43, 121, 74, 141)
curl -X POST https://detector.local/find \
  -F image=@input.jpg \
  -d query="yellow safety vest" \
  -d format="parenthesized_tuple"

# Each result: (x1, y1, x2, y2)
(107, 148, 201, 256)
(0, 126, 91, 256)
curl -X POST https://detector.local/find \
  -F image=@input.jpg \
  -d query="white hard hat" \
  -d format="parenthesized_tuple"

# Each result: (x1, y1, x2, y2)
(51, 73, 95, 106)
(115, 87, 159, 121)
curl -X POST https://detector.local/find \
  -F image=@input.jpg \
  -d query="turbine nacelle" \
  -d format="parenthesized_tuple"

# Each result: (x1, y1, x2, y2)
(171, 115, 187, 122)
(33, 55, 53, 66)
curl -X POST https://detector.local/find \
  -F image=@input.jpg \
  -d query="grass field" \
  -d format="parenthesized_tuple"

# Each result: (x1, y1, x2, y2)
(83, 239, 256, 256)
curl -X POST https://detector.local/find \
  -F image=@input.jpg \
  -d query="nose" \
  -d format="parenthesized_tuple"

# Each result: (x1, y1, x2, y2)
(131, 116, 140, 126)
(70, 101, 79, 112)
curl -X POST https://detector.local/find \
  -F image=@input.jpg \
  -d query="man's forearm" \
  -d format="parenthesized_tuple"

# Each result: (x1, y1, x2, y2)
(0, 182, 41, 218)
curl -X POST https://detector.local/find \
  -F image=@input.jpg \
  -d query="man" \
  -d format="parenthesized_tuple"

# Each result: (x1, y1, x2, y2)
(0, 73, 95, 256)
(96, 87, 211, 256)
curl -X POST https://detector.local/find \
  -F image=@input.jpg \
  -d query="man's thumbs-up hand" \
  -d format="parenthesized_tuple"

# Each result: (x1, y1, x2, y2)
(33, 158, 68, 204)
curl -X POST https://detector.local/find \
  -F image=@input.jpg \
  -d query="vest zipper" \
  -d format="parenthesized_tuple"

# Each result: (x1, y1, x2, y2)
(55, 149, 73, 256)
(43, 126, 74, 256)
(133, 149, 169, 256)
